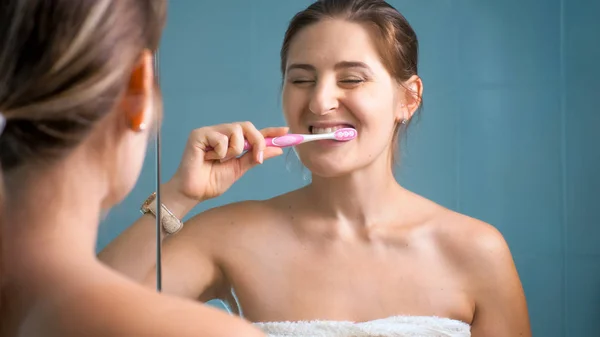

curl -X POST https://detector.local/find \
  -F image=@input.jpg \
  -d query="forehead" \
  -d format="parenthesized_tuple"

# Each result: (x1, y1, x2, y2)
(287, 19, 385, 71)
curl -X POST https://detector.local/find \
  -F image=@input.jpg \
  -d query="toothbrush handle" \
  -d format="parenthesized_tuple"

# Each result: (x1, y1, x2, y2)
(205, 134, 307, 152)
(242, 134, 305, 151)
(241, 139, 268, 151)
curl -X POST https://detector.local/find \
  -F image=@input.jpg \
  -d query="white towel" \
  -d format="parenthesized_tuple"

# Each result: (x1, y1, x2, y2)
(254, 315, 471, 337)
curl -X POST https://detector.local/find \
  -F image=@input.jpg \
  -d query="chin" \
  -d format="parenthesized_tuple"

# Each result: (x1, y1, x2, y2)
(105, 169, 141, 207)
(105, 184, 133, 208)
(299, 155, 360, 179)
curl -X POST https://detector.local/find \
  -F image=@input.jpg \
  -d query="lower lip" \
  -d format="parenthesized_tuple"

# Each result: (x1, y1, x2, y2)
(314, 139, 350, 147)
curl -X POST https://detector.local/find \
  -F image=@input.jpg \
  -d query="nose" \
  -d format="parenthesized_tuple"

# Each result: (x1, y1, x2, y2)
(308, 79, 339, 115)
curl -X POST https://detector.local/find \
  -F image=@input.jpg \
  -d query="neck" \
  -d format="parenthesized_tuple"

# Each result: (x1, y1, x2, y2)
(0, 150, 109, 337)
(1, 158, 104, 282)
(305, 156, 405, 228)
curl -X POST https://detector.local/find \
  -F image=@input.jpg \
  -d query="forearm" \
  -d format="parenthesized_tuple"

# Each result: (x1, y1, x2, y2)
(97, 182, 198, 282)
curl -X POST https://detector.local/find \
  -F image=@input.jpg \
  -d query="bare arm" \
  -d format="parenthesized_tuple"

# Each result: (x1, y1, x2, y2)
(99, 123, 287, 300)
(97, 184, 197, 282)
(140, 210, 228, 301)
(469, 226, 532, 337)
(98, 185, 232, 302)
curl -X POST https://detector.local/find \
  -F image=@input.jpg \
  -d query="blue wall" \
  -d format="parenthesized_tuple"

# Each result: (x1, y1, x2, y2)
(564, 0, 600, 335)
(97, 1, 600, 336)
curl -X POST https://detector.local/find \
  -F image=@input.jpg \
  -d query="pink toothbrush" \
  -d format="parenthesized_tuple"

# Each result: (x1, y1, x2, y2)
(207, 127, 357, 151)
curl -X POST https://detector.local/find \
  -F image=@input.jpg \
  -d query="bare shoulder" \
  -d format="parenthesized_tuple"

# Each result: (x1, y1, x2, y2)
(181, 195, 286, 240)
(416, 196, 531, 335)
(400, 191, 509, 262)
(430, 208, 513, 274)
(412, 200, 519, 294)
(404, 191, 519, 290)
(186, 198, 277, 225)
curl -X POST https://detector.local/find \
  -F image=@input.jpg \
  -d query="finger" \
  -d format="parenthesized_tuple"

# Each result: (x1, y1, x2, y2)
(262, 147, 284, 161)
(202, 130, 229, 161)
(238, 121, 266, 164)
(223, 124, 245, 160)
(259, 126, 289, 137)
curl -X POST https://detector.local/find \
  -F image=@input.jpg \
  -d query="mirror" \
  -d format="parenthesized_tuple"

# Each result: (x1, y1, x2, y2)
(97, 1, 600, 336)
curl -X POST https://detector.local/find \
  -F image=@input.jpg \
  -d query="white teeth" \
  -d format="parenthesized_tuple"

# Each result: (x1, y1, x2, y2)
(311, 126, 347, 134)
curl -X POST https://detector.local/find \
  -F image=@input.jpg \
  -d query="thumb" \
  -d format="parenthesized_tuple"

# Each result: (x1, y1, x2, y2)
(262, 147, 284, 161)
(229, 146, 284, 177)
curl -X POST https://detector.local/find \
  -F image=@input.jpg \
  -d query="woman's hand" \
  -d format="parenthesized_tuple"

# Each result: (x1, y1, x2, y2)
(161, 122, 288, 216)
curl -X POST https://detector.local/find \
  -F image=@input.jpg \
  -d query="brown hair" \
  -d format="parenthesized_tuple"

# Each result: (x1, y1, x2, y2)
(0, 0, 166, 331)
(280, 0, 422, 165)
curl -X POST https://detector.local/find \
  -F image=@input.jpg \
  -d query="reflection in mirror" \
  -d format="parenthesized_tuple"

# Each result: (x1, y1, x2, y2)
(96, 1, 600, 337)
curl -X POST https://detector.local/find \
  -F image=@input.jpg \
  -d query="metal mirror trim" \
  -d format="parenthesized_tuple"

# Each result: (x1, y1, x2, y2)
(153, 50, 162, 292)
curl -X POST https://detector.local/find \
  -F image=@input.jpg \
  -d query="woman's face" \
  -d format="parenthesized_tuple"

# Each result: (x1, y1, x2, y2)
(282, 19, 406, 177)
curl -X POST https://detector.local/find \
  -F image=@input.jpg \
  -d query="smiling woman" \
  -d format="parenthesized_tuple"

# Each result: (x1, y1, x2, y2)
(99, 1, 532, 336)
(280, 1, 422, 168)
(280, 16, 419, 177)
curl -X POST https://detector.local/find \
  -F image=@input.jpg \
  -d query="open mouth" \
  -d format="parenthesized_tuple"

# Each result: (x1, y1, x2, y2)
(309, 124, 355, 134)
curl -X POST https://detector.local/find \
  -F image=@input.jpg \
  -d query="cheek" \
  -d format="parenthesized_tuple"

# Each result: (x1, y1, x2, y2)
(344, 94, 398, 156)
(345, 92, 396, 131)
(281, 87, 305, 130)
(115, 133, 149, 197)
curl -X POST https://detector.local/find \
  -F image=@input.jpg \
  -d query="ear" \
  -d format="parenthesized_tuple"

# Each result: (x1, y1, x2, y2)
(395, 75, 423, 122)
(119, 49, 154, 132)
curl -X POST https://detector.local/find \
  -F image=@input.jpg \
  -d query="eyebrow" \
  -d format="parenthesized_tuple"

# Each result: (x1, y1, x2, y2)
(286, 61, 373, 73)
